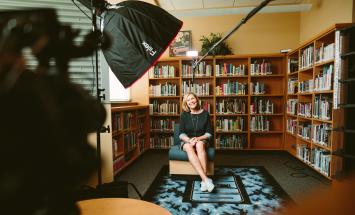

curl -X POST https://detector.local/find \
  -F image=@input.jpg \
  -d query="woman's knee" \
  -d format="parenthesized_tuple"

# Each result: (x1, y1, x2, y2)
(183, 143, 194, 152)
(196, 141, 206, 152)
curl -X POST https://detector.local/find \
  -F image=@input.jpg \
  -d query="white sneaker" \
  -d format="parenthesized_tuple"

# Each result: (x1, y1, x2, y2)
(204, 178, 215, 192)
(200, 181, 207, 192)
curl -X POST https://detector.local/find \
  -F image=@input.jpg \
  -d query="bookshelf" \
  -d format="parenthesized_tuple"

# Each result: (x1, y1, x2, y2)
(285, 24, 350, 179)
(149, 54, 285, 151)
(111, 104, 150, 176)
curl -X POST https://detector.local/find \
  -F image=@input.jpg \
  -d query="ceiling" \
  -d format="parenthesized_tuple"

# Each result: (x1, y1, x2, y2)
(155, 0, 312, 17)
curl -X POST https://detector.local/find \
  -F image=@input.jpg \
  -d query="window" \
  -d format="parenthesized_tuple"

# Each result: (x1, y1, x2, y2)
(109, 67, 130, 101)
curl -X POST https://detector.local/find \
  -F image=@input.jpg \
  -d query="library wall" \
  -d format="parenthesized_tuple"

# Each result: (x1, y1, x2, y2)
(300, 0, 353, 43)
(132, 12, 300, 104)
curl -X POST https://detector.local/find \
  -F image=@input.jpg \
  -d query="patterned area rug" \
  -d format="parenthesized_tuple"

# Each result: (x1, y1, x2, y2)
(143, 166, 293, 215)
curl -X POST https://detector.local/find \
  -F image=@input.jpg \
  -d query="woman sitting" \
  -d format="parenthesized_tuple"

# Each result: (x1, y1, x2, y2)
(179, 92, 214, 192)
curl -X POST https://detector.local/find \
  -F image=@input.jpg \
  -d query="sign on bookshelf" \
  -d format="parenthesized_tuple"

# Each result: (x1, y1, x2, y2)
(169, 30, 191, 57)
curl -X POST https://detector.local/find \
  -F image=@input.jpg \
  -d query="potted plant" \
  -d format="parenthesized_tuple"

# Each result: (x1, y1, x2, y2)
(200, 33, 233, 56)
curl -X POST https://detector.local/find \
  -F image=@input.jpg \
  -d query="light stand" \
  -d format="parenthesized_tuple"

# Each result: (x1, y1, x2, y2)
(90, 0, 107, 186)
(192, 0, 274, 73)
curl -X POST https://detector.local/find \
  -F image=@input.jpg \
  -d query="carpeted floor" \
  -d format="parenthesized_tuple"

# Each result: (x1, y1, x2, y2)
(143, 165, 294, 215)
(116, 150, 330, 205)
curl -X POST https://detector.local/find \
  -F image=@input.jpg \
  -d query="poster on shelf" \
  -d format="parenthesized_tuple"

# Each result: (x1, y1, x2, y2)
(169, 30, 191, 57)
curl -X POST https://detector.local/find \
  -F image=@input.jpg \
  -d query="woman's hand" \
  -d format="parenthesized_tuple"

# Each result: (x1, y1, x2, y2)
(189, 137, 198, 146)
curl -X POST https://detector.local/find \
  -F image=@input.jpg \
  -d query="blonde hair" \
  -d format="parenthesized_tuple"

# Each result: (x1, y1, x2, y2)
(182, 92, 201, 112)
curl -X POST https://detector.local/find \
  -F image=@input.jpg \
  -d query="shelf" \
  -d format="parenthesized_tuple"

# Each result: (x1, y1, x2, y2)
(313, 90, 333, 94)
(149, 96, 180, 99)
(298, 92, 313, 95)
(287, 93, 298, 96)
(216, 113, 248, 116)
(299, 66, 313, 72)
(250, 131, 283, 134)
(287, 71, 298, 76)
(215, 131, 247, 134)
(314, 59, 334, 67)
(312, 118, 333, 124)
(216, 75, 248, 78)
(287, 113, 298, 117)
(149, 77, 180, 80)
(182, 76, 214, 79)
(250, 113, 283, 116)
(286, 131, 297, 138)
(312, 141, 331, 151)
(298, 115, 313, 121)
(150, 114, 180, 117)
(250, 94, 284, 97)
(298, 136, 311, 144)
(216, 94, 248, 97)
(150, 129, 174, 133)
(250, 74, 284, 78)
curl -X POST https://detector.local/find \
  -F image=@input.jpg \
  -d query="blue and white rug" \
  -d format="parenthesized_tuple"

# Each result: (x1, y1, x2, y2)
(143, 166, 293, 215)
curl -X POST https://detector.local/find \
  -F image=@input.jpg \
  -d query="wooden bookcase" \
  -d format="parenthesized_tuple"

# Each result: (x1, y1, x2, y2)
(111, 104, 150, 176)
(148, 54, 285, 150)
(285, 24, 349, 179)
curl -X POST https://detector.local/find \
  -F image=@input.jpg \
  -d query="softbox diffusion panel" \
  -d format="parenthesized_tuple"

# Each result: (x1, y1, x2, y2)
(103, 1, 182, 88)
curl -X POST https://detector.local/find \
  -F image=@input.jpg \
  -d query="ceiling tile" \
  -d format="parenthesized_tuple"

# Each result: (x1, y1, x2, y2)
(203, 0, 234, 8)
(158, 0, 175, 10)
(170, 0, 203, 10)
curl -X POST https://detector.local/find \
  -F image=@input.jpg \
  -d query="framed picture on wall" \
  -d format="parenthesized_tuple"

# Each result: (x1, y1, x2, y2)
(169, 30, 191, 57)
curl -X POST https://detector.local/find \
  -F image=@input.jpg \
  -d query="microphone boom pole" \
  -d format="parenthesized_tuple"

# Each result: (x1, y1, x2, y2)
(192, 0, 274, 70)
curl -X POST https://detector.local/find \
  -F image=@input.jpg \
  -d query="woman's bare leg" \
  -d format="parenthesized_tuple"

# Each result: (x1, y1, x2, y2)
(183, 143, 208, 181)
(196, 141, 207, 174)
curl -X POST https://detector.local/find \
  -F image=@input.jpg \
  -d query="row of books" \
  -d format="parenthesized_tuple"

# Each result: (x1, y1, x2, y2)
(287, 118, 297, 134)
(112, 113, 122, 131)
(149, 101, 179, 115)
(287, 78, 298, 94)
(250, 60, 272, 75)
(182, 81, 210, 96)
(250, 82, 266, 95)
(216, 99, 247, 114)
(215, 81, 247, 95)
(298, 102, 312, 118)
(297, 144, 311, 163)
(250, 98, 274, 114)
(312, 123, 331, 147)
(314, 65, 333, 91)
(199, 100, 212, 113)
(296, 144, 331, 176)
(312, 147, 331, 176)
(215, 135, 246, 149)
(182, 62, 213, 77)
(150, 136, 173, 149)
(250, 116, 270, 132)
(215, 63, 247, 76)
(149, 83, 177, 96)
(297, 122, 311, 140)
(300, 45, 314, 69)
(315, 43, 335, 64)
(313, 95, 332, 120)
(287, 99, 297, 115)
(150, 119, 176, 131)
(215, 117, 246, 132)
(287, 58, 299, 73)
(123, 132, 137, 153)
(299, 79, 314, 93)
(149, 65, 176, 78)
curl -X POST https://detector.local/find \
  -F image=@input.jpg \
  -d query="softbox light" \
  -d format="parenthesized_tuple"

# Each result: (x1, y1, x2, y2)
(102, 1, 182, 88)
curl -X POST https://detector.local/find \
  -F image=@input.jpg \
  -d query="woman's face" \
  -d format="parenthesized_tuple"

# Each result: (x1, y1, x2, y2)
(187, 94, 198, 110)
